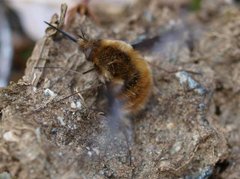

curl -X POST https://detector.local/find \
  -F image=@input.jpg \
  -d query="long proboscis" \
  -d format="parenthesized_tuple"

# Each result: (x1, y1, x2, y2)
(44, 21, 78, 43)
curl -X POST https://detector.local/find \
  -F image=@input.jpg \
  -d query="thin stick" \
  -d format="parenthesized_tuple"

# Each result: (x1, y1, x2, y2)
(55, 91, 81, 103)
(34, 66, 83, 75)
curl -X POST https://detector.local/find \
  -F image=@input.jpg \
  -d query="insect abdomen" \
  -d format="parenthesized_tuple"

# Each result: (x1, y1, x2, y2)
(121, 54, 152, 113)
(92, 40, 152, 113)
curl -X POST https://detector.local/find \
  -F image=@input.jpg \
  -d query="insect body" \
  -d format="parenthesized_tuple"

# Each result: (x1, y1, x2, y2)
(45, 22, 152, 114)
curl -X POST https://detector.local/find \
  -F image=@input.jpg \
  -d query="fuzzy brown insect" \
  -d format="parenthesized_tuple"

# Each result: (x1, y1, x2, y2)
(44, 21, 152, 114)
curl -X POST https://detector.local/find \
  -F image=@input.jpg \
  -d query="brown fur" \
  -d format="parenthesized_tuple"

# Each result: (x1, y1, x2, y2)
(81, 39, 152, 114)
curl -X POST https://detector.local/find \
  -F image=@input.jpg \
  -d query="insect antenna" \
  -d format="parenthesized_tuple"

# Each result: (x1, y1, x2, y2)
(44, 21, 78, 43)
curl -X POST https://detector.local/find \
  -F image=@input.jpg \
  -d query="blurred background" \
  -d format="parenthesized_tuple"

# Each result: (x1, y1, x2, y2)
(0, 0, 76, 87)
(0, 0, 135, 87)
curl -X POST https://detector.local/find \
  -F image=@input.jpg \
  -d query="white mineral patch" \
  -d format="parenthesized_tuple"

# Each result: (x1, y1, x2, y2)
(35, 127, 41, 142)
(70, 101, 82, 109)
(44, 88, 57, 97)
(87, 151, 93, 157)
(166, 122, 175, 129)
(170, 141, 182, 154)
(32, 73, 37, 84)
(175, 71, 206, 95)
(3, 131, 19, 142)
(92, 147, 100, 155)
(57, 116, 65, 126)
(32, 86, 37, 93)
